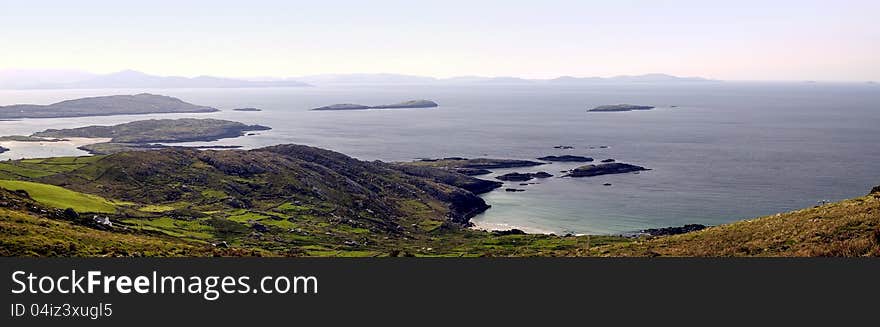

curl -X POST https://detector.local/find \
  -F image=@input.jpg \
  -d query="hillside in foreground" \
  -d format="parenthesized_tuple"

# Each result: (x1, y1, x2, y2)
(596, 190, 880, 257)
(0, 145, 877, 257)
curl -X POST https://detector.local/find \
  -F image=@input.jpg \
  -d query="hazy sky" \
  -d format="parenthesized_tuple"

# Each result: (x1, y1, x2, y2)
(2, 0, 878, 81)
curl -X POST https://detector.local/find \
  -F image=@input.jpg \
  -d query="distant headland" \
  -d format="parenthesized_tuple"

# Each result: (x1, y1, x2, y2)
(0, 93, 218, 119)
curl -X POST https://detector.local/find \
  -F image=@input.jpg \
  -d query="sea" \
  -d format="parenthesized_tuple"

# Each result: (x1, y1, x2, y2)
(1, 82, 878, 234)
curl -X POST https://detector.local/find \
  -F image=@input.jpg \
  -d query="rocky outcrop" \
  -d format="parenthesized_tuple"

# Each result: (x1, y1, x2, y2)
(453, 168, 492, 176)
(641, 224, 706, 236)
(492, 229, 527, 236)
(872, 185, 880, 194)
(391, 164, 502, 195)
(564, 163, 649, 177)
(496, 172, 553, 182)
(0, 146, 7, 154)
(538, 155, 594, 162)
(233, 107, 262, 112)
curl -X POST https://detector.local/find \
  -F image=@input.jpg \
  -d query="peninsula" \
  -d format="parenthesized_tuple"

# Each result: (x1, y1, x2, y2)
(30, 118, 270, 154)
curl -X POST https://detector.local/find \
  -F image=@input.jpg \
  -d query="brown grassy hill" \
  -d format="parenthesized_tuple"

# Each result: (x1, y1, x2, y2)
(597, 189, 880, 257)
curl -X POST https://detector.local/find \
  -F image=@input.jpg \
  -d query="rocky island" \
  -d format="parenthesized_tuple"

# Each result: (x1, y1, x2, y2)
(496, 172, 553, 182)
(564, 163, 649, 177)
(0, 93, 219, 119)
(312, 100, 438, 111)
(30, 118, 270, 154)
(538, 155, 594, 162)
(588, 104, 655, 112)
(0, 146, 7, 154)
(232, 107, 262, 112)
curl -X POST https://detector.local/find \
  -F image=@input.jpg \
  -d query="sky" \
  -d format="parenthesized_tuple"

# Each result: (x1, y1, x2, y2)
(1, 0, 878, 81)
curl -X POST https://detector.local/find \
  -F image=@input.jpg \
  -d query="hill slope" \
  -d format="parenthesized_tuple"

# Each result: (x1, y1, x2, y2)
(0, 145, 877, 257)
(597, 189, 880, 257)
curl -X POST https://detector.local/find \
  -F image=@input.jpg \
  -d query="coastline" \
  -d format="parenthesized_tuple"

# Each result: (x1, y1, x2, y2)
(0, 137, 111, 160)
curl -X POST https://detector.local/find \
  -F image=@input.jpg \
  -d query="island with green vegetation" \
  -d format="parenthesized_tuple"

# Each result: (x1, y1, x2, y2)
(0, 144, 878, 257)
(312, 100, 438, 111)
(588, 104, 655, 112)
(28, 118, 270, 154)
(0, 93, 219, 119)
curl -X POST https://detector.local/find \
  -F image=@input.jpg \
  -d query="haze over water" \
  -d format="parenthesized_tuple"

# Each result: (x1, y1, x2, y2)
(1, 82, 878, 234)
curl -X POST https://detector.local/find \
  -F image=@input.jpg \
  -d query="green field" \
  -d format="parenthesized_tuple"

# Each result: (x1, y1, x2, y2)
(0, 180, 118, 213)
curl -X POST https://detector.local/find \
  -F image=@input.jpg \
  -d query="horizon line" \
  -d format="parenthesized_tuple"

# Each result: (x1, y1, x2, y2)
(0, 67, 876, 84)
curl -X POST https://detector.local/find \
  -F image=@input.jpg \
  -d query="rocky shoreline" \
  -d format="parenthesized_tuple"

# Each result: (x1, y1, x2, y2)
(640, 224, 707, 236)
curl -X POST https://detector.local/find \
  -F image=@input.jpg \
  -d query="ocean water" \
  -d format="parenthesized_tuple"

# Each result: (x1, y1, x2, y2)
(1, 83, 879, 234)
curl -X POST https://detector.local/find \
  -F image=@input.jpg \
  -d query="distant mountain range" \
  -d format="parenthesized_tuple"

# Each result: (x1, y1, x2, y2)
(0, 70, 311, 89)
(294, 73, 715, 85)
(0, 69, 716, 89)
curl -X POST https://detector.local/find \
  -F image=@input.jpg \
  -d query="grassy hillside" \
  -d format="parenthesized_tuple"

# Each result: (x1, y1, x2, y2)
(596, 192, 880, 257)
(1, 146, 877, 257)
(0, 148, 629, 257)
(0, 180, 119, 213)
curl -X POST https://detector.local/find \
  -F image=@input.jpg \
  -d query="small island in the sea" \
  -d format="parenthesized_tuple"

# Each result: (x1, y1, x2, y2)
(0, 146, 8, 154)
(496, 172, 553, 182)
(564, 163, 649, 177)
(588, 104, 655, 112)
(312, 99, 438, 111)
(232, 107, 262, 112)
(29, 118, 270, 154)
(0, 93, 219, 119)
(537, 155, 594, 162)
